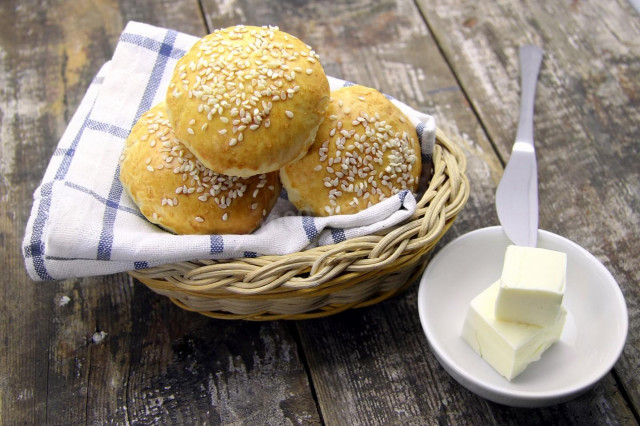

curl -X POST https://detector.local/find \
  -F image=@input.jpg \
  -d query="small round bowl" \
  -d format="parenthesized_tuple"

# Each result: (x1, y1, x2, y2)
(417, 226, 628, 407)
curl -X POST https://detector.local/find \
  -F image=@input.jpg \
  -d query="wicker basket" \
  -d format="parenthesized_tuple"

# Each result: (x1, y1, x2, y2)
(128, 129, 469, 320)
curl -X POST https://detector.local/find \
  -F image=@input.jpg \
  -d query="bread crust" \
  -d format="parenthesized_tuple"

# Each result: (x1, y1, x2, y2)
(166, 25, 330, 177)
(119, 102, 280, 235)
(281, 85, 421, 216)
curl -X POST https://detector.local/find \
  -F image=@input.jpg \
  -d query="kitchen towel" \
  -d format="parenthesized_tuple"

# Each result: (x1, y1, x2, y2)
(22, 21, 436, 281)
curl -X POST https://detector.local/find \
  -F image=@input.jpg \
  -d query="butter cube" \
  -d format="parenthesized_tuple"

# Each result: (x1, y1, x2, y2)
(461, 281, 567, 381)
(495, 245, 567, 326)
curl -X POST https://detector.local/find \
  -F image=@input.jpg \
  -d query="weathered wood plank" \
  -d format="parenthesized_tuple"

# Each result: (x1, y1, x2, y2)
(0, 0, 125, 423)
(0, 0, 320, 423)
(117, 0, 208, 36)
(85, 283, 318, 424)
(416, 0, 640, 413)
(3, 0, 639, 423)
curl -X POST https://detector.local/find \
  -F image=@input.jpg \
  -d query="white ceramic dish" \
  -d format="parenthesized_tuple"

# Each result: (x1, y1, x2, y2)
(418, 226, 628, 407)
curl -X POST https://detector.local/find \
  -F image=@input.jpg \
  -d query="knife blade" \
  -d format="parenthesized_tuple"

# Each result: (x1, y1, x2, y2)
(495, 45, 543, 247)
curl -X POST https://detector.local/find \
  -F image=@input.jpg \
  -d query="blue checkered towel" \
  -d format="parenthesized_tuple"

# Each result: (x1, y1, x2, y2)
(22, 22, 436, 281)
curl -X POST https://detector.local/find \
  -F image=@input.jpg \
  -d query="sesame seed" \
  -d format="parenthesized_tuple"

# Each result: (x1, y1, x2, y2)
(285, 110, 294, 118)
(146, 165, 154, 172)
(187, 128, 195, 135)
(195, 216, 204, 223)
(222, 213, 229, 221)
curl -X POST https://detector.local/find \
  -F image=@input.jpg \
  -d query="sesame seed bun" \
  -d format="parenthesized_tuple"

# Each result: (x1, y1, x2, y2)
(166, 25, 330, 178)
(119, 102, 281, 235)
(280, 85, 422, 216)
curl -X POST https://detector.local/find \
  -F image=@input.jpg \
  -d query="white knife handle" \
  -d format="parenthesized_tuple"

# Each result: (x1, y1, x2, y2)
(516, 46, 543, 146)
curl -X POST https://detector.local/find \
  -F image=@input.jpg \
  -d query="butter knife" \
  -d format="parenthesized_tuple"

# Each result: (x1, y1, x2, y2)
(495, 45, 543, 247)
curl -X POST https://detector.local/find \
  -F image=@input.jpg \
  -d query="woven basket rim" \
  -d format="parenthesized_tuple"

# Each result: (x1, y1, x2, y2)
(129, 129, 469, 319)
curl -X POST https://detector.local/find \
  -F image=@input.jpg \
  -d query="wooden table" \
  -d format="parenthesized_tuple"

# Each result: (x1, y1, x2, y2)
(2, 0, 639, 424)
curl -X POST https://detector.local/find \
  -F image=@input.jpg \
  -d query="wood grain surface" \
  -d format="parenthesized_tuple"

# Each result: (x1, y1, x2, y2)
(1, 0, 638, 424)
(416, 0, 640, 413)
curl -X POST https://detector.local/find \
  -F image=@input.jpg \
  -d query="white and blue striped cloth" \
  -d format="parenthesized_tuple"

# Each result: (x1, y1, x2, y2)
(22, 22, 436, 281)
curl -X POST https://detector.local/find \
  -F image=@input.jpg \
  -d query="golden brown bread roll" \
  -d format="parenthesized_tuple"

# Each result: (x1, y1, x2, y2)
(119, 102, 281, 235)
(280, 85, 422, 216)
(166, 25, 330, 177)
